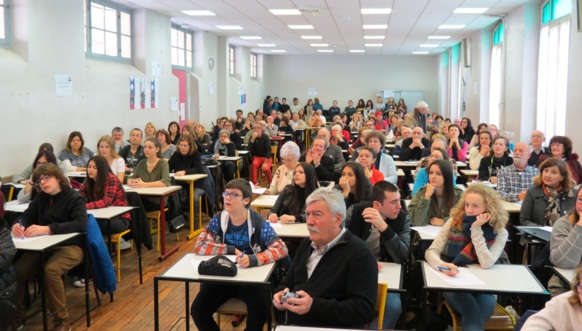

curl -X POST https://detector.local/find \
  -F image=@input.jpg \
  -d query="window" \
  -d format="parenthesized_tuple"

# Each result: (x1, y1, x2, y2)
(85, 0, 132, 62)
(0, 0, 10, 46)
(250, 53, 257, 78)
(171, 25, 192, 69)
(229, 45, 235, 75)
(537, 0, 571, 138)
(489, 23, 504, 127)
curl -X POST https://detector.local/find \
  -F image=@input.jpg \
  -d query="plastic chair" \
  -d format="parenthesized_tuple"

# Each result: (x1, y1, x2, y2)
(109, 229, 133, 282)
(441, 302, 516, 331)
(367, 282, 388, 330)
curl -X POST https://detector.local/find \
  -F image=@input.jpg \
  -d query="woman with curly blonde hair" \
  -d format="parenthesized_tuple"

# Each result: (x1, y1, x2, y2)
(425, 182, 509, 330)
(192, 123, 211, 151)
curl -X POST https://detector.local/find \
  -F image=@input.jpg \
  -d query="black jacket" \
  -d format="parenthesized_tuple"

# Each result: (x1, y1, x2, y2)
(268, 185, 307, 223)
(400, 137, 431, 161)
(0, 218, 16, 304)
(298, 153, 335, 181)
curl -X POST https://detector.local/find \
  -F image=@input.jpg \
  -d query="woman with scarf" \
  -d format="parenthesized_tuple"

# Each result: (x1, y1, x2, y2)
(520, 158, 576, 227)
(478, 136, 513, 183)
(425, 183, 509, 330)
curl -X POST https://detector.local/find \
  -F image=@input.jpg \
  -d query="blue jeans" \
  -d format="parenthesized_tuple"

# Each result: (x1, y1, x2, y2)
(370, 292, 401, 329)
(445, 292, 496, 331)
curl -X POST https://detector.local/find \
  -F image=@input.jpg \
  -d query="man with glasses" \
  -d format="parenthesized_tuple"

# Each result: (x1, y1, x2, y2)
(528, 130, 549, 166)
(316, 127, 345, 177)
(345, 181, 410, 329)
(400, 127, 431, 161)
(192, 178, 289, 331)
(223, 119, 242, 150)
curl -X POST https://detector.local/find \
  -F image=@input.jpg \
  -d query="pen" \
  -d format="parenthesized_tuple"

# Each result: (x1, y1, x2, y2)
(239, 252, 245, 259)
(438, 266, 457, 272)
(19, 220, 24, 240)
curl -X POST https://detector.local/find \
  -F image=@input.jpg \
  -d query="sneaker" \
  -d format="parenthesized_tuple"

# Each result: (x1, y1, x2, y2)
(73, 278, 92, 288)
(119, 238, 131, 250)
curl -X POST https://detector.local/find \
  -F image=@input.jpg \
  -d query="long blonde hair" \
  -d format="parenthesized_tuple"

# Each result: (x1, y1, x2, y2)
(568, 265, 582, 307)
(97, 135, 121, 159)
(449, 182, 508, 233)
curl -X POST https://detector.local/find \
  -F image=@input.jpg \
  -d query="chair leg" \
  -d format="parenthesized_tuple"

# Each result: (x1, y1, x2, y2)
(116, 237, 121, 282)
(156, 216, 161, 252)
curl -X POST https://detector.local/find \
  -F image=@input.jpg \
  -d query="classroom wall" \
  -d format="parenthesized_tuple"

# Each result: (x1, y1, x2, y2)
(565, 1, 582, 156)
(262, 55, 439, 112)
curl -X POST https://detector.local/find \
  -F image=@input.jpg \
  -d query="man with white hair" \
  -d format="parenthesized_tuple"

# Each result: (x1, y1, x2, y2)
(273, 188, 377, 329)
(497, 142, 539, 202)
(316, 127, 345, 176)
(529, 130, 549, 166)
(392, 125, 413, 156)
(330, 124, 349, 150)
(403, 101, 430, 133)
(400, 127, 431, 161)
(265, 115, 279, 137)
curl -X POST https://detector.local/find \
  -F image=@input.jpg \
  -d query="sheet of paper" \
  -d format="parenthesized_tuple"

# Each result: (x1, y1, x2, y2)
(123, 185, 133, 191)
(249, 181, 267, 194)
(541, 226, 553, 232)
(270, 222, 282, 228)
(12, 235, 48, 243)
(266, 195, 278, 202)
(428, 266, 486, 286)
(9, 203, 29, 212)
(412, 225, 442, 238)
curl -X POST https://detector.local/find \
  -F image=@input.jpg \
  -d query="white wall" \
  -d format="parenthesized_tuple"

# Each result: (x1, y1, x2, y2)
(263, 55, 439, 112)
(565, 1, 582, 156)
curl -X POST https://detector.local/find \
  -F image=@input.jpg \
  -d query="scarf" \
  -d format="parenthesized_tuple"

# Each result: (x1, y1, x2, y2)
(446, 215, 497, 266)
(543, 184, 569, 226)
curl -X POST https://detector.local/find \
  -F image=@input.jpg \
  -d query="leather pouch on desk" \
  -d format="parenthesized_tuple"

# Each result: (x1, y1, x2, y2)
(168, 214, 186, 233)
(198, 255, 238, 277)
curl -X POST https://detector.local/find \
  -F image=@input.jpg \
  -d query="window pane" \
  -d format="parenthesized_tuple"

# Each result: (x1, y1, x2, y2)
(104, 6, 117, 32)
(177, 30, 184, 49)
(499, 24, 504, 43)
(121, 35, 131, 58)
(186, 34, 192, 51)
(105, 31, 118, 56)
(542, 2, 551, 24)
(91, 28, 105, 54)
(91, 3, 105, 30)
(186, 50, 192, 67)
(120, 12, 131, 35)
(552, 0, 572, 20)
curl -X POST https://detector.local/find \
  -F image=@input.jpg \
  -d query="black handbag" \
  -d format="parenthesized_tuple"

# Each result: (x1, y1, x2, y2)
(168, 214, 186, 233)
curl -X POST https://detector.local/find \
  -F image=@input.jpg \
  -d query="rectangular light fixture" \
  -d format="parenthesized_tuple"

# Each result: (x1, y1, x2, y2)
(438, 25, 465, 29)
(428, 35, 450, 40)
(240, 36, 262, 40)
(269, 9, 301, 15)
(301, 36, 322, 40)
(419, 44, 438, 48)
(454, 8, 488, 14)
(271, 50, 287, 53)
(317, 50, 333, 53)
(310, 43, 329, 47)
(182, 10, 215, 16)
(364, 36, 385, 40)
(217, 25, 243, 30)
(288, 25, 314, 29)
(364, 43, 383, 47)
(413, 51, 429, 54)
(363, 24, 388, 29)
(257, 44, 276, 47)
(361, 8, 392, 15)
(349, 50, 365, 53)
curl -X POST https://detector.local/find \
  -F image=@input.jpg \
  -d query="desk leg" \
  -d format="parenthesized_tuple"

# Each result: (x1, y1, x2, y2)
(159, 194, 179, 261)
(135, 207, 143, 284)
(41, 252, 48, 331)
(185, 282, 190, 331)
(84, 235, 91, 326)
(187, 181, 196, 240)
(154, 278, 159, 331)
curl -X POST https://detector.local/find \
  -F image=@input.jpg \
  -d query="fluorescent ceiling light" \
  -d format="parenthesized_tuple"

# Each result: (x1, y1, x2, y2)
(361, 8, 392, 15)
(217, 25, 243, 30)
(310, 43, 329, 47)
(271, 50, 287, 53)
(317, 50, 333, 53)
(301, 36, 322, 40)
(257, 44, 276, 47)
(240, 36, 262, 40)
(364, 36, 385, 40)
(349, 50, 365, 53)
(182, 10, 215, 16)
(413, 51, 429, 54)
(365, 43, 383, 47)
(428, 35, 450, 40)
(269, 9, 301, 15)
(438, 25, 465, 29)
(454, 8, 488, 14)
(363, 25, 388, 29)
(420, 44, 438, 48)
(288, 25, 314, 29)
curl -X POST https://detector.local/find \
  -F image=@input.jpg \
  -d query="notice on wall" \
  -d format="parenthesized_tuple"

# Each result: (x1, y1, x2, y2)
(151, 61, 161, 77)
(180, 103, 185, 119)
(170, 97, 179, 111)
(307, 88, 318, 96)
(208, 82, 215, 95)
(55, 74, 72, 97)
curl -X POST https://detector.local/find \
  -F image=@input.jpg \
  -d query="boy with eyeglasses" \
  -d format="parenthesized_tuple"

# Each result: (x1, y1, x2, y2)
(192, 178, 289, 331)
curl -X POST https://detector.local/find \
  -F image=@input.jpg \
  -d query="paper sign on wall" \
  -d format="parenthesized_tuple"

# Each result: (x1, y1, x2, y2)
(55, 75, 72, 97)
(208, 83, 215, 95)
(170, 97, 179, 111)
(152, 61, 161, 77)
(307, 88, 318, 96)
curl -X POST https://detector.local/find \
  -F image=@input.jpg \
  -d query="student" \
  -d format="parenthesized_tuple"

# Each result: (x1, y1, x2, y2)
(0, 217, 16, 331)
(478, 136, 513, 183)
(357, 147, 385, 185)
(156, 129, 177, 160)
(248, 121, 273, 185)
(193, 123, 211, 152)
(539, 136, 582, 184)
(425, 183, 509, 330)
(96, 135, 126, 183)
(365, 131, 398, 184)
(468, 131, 493, 170)
(213, 129, 236, 182)
(59, 131, 94, 171)
(144, 122, 156, 140)
(17, 149, 59, 203)
(446, 124, 468, 162)
(12, 164, 87, 331)
(268, 163, 318, 224)
(119, 128, 146, 173)
(265, 142, 300, 195)
(334, 162, 372, 210)
(168, 121, 181, 145)
(191, 179, 288, 331)
(412, 147, 457, 195)
(459, 117, 475, 143)
(298, 137, 335, 182)
(112, 127, 129, 152)
(520, 158, 576, 227)
(408, 159, 463, 226)
(468, 123, 489, 150)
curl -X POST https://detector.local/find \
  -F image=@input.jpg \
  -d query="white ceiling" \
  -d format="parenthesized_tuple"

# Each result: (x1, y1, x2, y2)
(118, 0, 530, 55)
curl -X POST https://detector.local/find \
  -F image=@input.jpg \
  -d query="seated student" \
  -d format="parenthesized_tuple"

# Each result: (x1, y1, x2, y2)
(168, 121, 181, 145)
(223, 120, 243, 150)
(156, 129, 177, 160)
(316, 127, 345, 177)
(425, 183, 509, 330)
(330, 124, 349, 150)
(478, 136, 513, 183)
(496, 142, 539, 202)
(248, 121, 273, 185)
(467, 123, 489, 150)
(119, 128, 146, 173)
(298, 137, 335, 182)
(549, 188, 582, 297)
(191, 179, 288, 331)
(458, 117, 476, 144)
(144, 122, 156, 140)
(193, 123, 211, 152)
(0, 217, 17, 331)
(13, 143, 58, 184)
(528, 130, 549, 167)
(96, 135, 126, 183)
(520, 158, 576, 227)
(345, 181, 410, 329)
(334, 162, 372, 211)
(17, 150, 59, 203)
(400, 126, 431, 161)
(265, 142, 300, 195)
(419, 133, 447, 159)
(12, 164, 87, 331)
(112, 127, 129, 152)
(446, 124, 468, 162)
(273, 188, 377, 329)
(357, 147, 385, 185)
(392, 126, 412, 156)
(59, 131, 94, 171)
(412, 147, 457, 195)
(522, 265, 582, 330)
(409, 159, 463, 226)
(213, 129, 237, 182)
(468, 130, 493, 170)
(539, 136, 582, 184)
(128, 138, 171, 211)
(268, 163, 318, 224)
(364, 130, 398, 184)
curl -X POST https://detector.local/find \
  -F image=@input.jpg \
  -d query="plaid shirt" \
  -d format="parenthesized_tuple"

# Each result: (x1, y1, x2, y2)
(81, 173, 130, 219)
(497, 164, 539, 202)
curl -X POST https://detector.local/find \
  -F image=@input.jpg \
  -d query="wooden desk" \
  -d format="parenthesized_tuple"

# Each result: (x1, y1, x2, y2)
(173, 174, 209, 240)
(515, 226, 552, 243)
(397, 169, 405, 177)
(273, 222, 309, 238)
(154, 253, 276, 331)
(65, 171, 86, 177)
(501, 200, 522, 214)
(125, 185, 182, 261)
(217, 156, 243, 162)
(251, 194, 279, 213)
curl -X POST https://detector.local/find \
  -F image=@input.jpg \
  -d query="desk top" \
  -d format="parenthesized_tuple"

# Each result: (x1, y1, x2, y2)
(396, 161, 466, 168)
(379, 262, 402, 290)
(125, 185, 181, 196)
(65, 171, 86, 177)
(421, 261, 548, 295)
(501, 200, 522, 213)
(515, 226, 552, 242)
(397, 169, 404, 177)
(5, 200, 29, 213)
(238, 150, 250, 155)
(251, 195, 278, 209)
(412, 225, 443, 240)
(273, 223, 309, 238)
(88, 206, 134, 219)
(159, 253, 275, 284)
(13, 233, 80, 251)
(217, 156, 243, 161)
(553, 267, 576, 285)
(277, 327, 367, 331)
(173, 174, 208, 182)
(4, 182, 25, 189)
(460, 169, 478, 176)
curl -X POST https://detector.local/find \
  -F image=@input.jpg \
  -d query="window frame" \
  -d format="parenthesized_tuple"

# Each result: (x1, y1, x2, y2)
(250, 52, 257, 79)
(229, 45, 235, 76)
(85, 0, 133, 63)
(170, 24, 193, 70)
(0, 0, 11, 47)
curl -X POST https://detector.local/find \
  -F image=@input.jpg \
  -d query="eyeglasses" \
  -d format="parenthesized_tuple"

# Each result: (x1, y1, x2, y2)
(35, 175, 52, 186)
(575, 283, 582, 293)
(222, 191, 242, 199)
(531, 135, 543, 139)
(281, 156, 296, 163)
(551, 143, 564, 147)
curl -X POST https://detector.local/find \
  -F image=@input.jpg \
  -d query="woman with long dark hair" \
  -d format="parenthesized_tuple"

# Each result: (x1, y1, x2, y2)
(267, 163, 318, 223)
(539, 136, 582, 184)
(459, 117, 476, 143)
(17, 150, 59, 203)
(335, 162, 372, 210)
(469, 131, 493, 170)
(478, 136, 513, 183)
